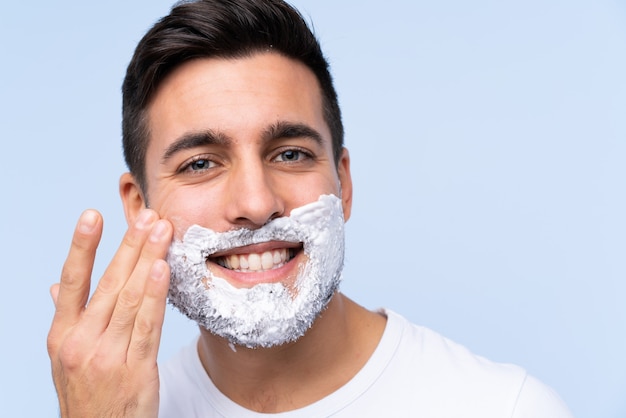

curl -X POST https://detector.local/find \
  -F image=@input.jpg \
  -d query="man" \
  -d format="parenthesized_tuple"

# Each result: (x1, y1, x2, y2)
(47, 0, 573, 416)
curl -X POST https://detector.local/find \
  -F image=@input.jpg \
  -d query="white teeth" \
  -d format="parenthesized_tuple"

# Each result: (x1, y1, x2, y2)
(248, 253, 261, 271)
(230, 254, 240, 270)
(240, 256, 249, 269)
(261, 251, 274, 270)
(217, 248, 293, 272)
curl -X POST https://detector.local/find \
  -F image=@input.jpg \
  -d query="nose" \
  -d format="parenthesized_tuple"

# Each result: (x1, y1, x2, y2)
(224, 160, 285, 228)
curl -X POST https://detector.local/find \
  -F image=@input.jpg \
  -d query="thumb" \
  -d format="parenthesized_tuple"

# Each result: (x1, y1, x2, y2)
(49, 283, 60, 308)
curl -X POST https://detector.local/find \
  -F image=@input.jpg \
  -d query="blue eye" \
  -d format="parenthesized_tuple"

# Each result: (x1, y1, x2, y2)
(275, 149, 313, 163)
(190, 158, 212, 170)
(280, 150, 300, 161)
(179, 156, 217, 174)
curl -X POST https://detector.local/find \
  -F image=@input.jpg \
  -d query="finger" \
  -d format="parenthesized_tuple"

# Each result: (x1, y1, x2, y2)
(127, 258, 170, 367)
(104, 219, 172, 344)
(80, 209, 159, 333)
(51, 210, 103, 329)
(50, 283, 60, 307)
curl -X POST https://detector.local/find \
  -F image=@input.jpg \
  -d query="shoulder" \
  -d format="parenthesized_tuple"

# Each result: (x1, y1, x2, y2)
(512, 374, 574, 418)
(379, 310, 573, 417)
(385, 309, 526, 383)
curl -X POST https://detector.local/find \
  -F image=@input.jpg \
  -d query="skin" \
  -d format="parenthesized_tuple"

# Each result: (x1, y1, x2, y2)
(48, 52, 386, 416)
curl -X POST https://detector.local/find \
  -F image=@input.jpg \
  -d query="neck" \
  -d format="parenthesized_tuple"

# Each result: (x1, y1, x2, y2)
(196, 292, 386, 413)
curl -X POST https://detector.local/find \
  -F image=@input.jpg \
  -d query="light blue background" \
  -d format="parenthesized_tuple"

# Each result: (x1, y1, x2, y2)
(1, 1, 624, 417)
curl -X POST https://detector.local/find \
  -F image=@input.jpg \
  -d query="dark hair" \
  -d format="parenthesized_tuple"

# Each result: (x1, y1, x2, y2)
(122, 0, 344, 194)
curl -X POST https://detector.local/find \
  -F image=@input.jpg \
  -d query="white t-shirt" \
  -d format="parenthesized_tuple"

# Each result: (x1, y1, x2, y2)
(159, 310, 573, 417)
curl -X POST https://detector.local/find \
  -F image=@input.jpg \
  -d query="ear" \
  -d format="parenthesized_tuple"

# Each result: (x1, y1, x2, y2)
(119, 172, 147, 226)
(337, 147, 353, 222)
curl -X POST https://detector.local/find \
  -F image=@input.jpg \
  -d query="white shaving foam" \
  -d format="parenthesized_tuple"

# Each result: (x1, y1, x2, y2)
(166, 194, 345, 348)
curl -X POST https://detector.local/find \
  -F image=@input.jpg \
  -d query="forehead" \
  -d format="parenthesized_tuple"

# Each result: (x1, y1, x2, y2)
(145, 53, 330, 155)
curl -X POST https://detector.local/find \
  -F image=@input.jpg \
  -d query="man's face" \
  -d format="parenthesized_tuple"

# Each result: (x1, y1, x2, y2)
(135, 52, 352, 292)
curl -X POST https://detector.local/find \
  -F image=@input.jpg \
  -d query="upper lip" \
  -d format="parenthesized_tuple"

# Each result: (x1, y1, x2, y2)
(208, 241, 302, 258)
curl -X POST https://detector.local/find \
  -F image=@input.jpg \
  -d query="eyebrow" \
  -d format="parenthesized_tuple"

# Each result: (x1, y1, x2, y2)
(161, 130, 231, 163)
(160, 121, 325, 163)
(262, 121, 324, 146)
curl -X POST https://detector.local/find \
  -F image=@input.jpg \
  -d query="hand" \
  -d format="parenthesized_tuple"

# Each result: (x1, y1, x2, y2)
(47, 209, 173, 418)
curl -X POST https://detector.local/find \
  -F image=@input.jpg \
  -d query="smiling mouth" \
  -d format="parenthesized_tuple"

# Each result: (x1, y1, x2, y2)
(209, 247, 301, 273)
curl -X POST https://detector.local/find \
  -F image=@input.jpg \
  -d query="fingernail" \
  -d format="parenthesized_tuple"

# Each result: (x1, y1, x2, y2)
(150, 259, 168, 280)
(78, 210, 98, 233)
(150, 220, 169, 242)
(135, 210, 154, 229)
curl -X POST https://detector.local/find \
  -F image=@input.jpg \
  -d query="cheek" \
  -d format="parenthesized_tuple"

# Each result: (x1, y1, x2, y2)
(153, 188, 223, 239)
(277, 173, 341, 206)
(150, 171, 342, 238)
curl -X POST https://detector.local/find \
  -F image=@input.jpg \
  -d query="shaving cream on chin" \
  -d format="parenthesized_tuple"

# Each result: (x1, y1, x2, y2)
(166, 194, 345, 348)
